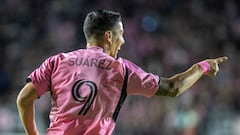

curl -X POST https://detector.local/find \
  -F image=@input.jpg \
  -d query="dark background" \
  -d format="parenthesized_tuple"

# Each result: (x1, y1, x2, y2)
(0, 0, 240, 135)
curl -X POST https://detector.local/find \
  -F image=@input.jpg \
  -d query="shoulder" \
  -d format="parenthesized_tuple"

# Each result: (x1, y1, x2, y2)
(51, 49, 85, 60)
(117, 57, 142, 71)
(40, 49, 85, 69)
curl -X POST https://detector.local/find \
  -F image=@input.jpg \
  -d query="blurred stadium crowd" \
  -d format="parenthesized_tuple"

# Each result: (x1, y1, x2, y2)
(1, 0, 240, 135)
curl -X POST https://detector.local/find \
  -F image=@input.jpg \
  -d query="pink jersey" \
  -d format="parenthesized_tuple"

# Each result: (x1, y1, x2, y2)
(27, 46, 160, 135)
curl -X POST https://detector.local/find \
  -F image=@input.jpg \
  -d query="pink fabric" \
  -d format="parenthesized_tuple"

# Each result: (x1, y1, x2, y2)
(28, 46, 159, 135)
(197, 61, 210, 74)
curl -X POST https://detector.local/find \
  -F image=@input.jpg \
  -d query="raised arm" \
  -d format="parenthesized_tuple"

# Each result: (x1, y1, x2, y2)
(155, 56, 228, 97)
(16, 82, 40, 135)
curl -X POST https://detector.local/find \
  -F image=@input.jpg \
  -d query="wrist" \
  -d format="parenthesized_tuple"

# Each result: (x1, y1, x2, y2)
(197, 60, 210, 74)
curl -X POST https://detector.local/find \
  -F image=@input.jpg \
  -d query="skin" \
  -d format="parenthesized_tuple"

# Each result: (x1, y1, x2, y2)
(16, 83, 39, 135)
(155, 57, 228, 97)
(16, 20, 228, 134)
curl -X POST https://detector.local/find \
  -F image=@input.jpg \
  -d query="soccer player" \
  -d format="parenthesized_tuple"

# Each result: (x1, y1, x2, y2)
(16, 10, 228, 135)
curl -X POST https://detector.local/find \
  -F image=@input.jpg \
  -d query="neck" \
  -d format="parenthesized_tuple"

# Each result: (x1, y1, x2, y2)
(86, 43, 111, 55)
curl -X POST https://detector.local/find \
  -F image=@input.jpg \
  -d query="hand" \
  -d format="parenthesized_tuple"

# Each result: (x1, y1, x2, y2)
(206, 56, 228, 77)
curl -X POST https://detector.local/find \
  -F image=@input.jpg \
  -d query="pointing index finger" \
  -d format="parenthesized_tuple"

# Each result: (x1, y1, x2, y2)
(216, 56, 228, 64)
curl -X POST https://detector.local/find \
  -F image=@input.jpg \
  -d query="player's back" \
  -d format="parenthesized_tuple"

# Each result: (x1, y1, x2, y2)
(48, 46, 125, 135)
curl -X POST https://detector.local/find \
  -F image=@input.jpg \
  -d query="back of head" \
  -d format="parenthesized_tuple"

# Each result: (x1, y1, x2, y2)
(83, 10, 122, 41)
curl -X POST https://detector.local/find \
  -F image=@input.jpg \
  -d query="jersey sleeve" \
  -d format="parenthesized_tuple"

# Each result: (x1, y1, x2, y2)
(27, 56, 55, 97)
(120, 58, 160, 98)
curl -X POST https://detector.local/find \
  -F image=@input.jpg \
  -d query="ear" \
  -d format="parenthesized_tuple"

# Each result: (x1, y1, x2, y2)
(104, 31, 113, 45)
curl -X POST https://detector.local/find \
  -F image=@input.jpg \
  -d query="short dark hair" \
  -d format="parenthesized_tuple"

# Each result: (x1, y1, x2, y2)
(83, 10, 122, 41)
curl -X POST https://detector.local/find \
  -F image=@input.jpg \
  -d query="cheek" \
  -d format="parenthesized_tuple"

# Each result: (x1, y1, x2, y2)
(117, 36, 124, 44)
(113, 37, 121, 45)
(120, 37, 124, 44)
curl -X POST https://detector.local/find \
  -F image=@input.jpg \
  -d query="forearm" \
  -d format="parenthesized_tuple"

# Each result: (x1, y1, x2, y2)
(171, 64, 203, 96)
(17, 100, 39, 135)
(156, 64, 204, 97)
(156, 56, 227, 97)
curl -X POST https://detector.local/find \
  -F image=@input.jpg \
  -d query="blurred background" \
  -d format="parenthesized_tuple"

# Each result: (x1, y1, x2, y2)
(1, 0, 240, 135)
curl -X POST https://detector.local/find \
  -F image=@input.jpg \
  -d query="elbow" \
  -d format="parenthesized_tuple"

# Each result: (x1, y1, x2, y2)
(157, 79, 180, 97)
(168, 75, 190, 97)
(167, 89, 179, 97)
(172, 84, 188, 97)
(167, 82, 181, 97)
